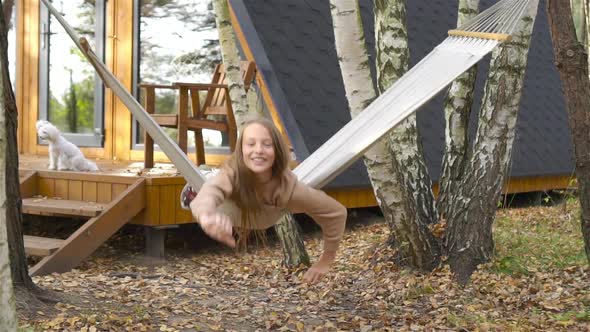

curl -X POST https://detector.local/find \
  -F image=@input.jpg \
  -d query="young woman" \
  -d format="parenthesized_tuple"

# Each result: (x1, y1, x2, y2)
(188, 118, 347, 283)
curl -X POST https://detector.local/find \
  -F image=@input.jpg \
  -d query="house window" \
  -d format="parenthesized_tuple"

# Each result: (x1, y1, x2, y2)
(39, 0, 106, 147)
(133, 0, 225, 151)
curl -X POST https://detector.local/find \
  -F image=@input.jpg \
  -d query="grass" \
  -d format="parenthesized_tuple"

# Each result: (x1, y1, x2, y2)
(552, 310, 590, 323)
(17, 327, 36, 332)
(491, 199, 587, 275)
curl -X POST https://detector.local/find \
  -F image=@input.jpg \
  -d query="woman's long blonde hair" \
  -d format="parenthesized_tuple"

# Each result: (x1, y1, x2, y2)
(224, 118, 290, 247)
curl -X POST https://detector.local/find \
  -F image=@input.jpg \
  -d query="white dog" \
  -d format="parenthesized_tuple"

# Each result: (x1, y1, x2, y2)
(36, 120, 99, 172)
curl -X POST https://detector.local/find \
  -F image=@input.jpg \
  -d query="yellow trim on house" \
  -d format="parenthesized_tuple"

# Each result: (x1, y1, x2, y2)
(24, 172, 575, 223)
(502, 175, 574, 194)
(17, 0, 40, 155)
(110, 0, 134, 162)
(228, 2, 293, 148)
(326, 175, 574, 209)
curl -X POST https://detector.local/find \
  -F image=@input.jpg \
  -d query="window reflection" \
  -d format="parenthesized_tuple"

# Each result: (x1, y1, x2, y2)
(137, 0, 224, 148)
(46, 0, 97, 135)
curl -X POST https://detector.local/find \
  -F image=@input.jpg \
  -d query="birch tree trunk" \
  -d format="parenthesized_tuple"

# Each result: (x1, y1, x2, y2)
(213, 0, 309, 267)
(375, 0, 440, 270)
(1, 0, 11, 30)
(437, 0, 480, 219)
(1, 0, 36, 291)
(0, 0, 17, 327)
(275, 214, 310, 267)
(570, 0, 588, 45)
(446, 0, 539, 284)
(247, 85, 264, 116)
(569, 0, 590, 73)
(548, 0, 590, 264)
(212, 0, 250, 127)
(0, 67, 16, 332)
(330, 0, 402, 257)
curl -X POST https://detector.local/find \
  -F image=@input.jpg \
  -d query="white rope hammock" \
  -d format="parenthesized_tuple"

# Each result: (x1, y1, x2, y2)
(39, 0, 534, 193)
(295, 0, 534, 187)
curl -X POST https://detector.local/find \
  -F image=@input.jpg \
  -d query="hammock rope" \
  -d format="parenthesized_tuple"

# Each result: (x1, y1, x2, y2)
(294, 0, 536, 188)
(39, 0, 535, 192)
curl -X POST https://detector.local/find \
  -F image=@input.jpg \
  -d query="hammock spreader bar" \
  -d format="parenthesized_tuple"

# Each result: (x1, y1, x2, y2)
(447, 30, 512, 42)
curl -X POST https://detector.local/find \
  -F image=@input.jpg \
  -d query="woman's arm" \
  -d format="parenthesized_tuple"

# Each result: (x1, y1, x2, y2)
(286, 181, 347, 283)
(189, 169, 236, 247)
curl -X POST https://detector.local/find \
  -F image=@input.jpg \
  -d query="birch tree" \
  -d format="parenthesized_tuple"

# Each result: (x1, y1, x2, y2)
(2, 0, 37, 291)
(332, 0, 540, 282)
(570, 0, 588, 46)
(437, 0, 480, 219)
(375, 0, 441, 270)
(548, 0, 590, 263)
(569, 0, 590, 73)
(212, 0, 249, 126)
(330, 0, 402, 260)
(445, 1, 539, 283)
(0, 0, 17, 328)
(212, 0, 309, 267)
(330, 0, 440, 269)
(0, 59, 16, 331)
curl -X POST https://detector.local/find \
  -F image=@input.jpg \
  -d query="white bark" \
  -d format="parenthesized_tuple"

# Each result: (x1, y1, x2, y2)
(437, 0, 480, 218)
(569, 0, 590, 73)
(570, 0, 588, 45)
(247, 85, 264, 116)
(446, 0, 539, 283)
(375, 0, 440, 269)
(0, 20, 16, 326)
(330, 0, 403, 236)
(212, 0, 250, 127)
(331, 0, 440, 269)
(330, 0, 376, 117)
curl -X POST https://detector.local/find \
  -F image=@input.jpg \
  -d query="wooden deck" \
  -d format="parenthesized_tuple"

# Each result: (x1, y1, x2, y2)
(18, 154, 573, 276)
(18, 154, 379, 227)
(19, 154, 194, 226)
(19, 154, 575, 218)
(19, 154, 179, 178)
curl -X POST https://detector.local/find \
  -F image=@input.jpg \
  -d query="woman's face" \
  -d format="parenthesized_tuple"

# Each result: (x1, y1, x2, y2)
(241, 123, 275, 180)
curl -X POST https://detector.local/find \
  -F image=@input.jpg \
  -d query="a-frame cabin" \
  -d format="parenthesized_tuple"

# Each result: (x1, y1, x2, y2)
(11, 0, 572, 275)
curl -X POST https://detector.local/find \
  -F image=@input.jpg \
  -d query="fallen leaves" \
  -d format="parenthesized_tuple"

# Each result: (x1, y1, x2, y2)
(17, 202, 590, 331)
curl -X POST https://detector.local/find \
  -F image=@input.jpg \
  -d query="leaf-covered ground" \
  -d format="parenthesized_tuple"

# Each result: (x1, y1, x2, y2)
(18, 198, 590, 331)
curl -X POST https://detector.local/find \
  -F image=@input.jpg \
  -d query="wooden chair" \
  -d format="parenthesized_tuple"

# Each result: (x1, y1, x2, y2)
(140, 61, 257, 167)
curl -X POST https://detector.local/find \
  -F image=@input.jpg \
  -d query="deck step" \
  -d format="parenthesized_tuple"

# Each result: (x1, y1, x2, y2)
(24, 235, 64, 256)
(22, 198, 106, 217)
(29, 178, 146, 276)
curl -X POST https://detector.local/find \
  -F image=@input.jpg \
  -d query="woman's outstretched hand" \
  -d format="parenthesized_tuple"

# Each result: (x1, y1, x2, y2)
(304, 251, 336, 284)
(197, 212, 236, 248)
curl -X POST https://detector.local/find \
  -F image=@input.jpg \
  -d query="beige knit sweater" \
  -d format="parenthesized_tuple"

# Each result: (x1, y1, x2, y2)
(191, 168, 347, 252)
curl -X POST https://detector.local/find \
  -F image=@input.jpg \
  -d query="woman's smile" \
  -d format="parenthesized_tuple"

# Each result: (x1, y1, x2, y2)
(242, 123, 276, 181)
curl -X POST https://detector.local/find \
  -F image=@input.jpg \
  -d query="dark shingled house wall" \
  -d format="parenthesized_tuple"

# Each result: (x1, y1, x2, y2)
(233, 0, 572, 189)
